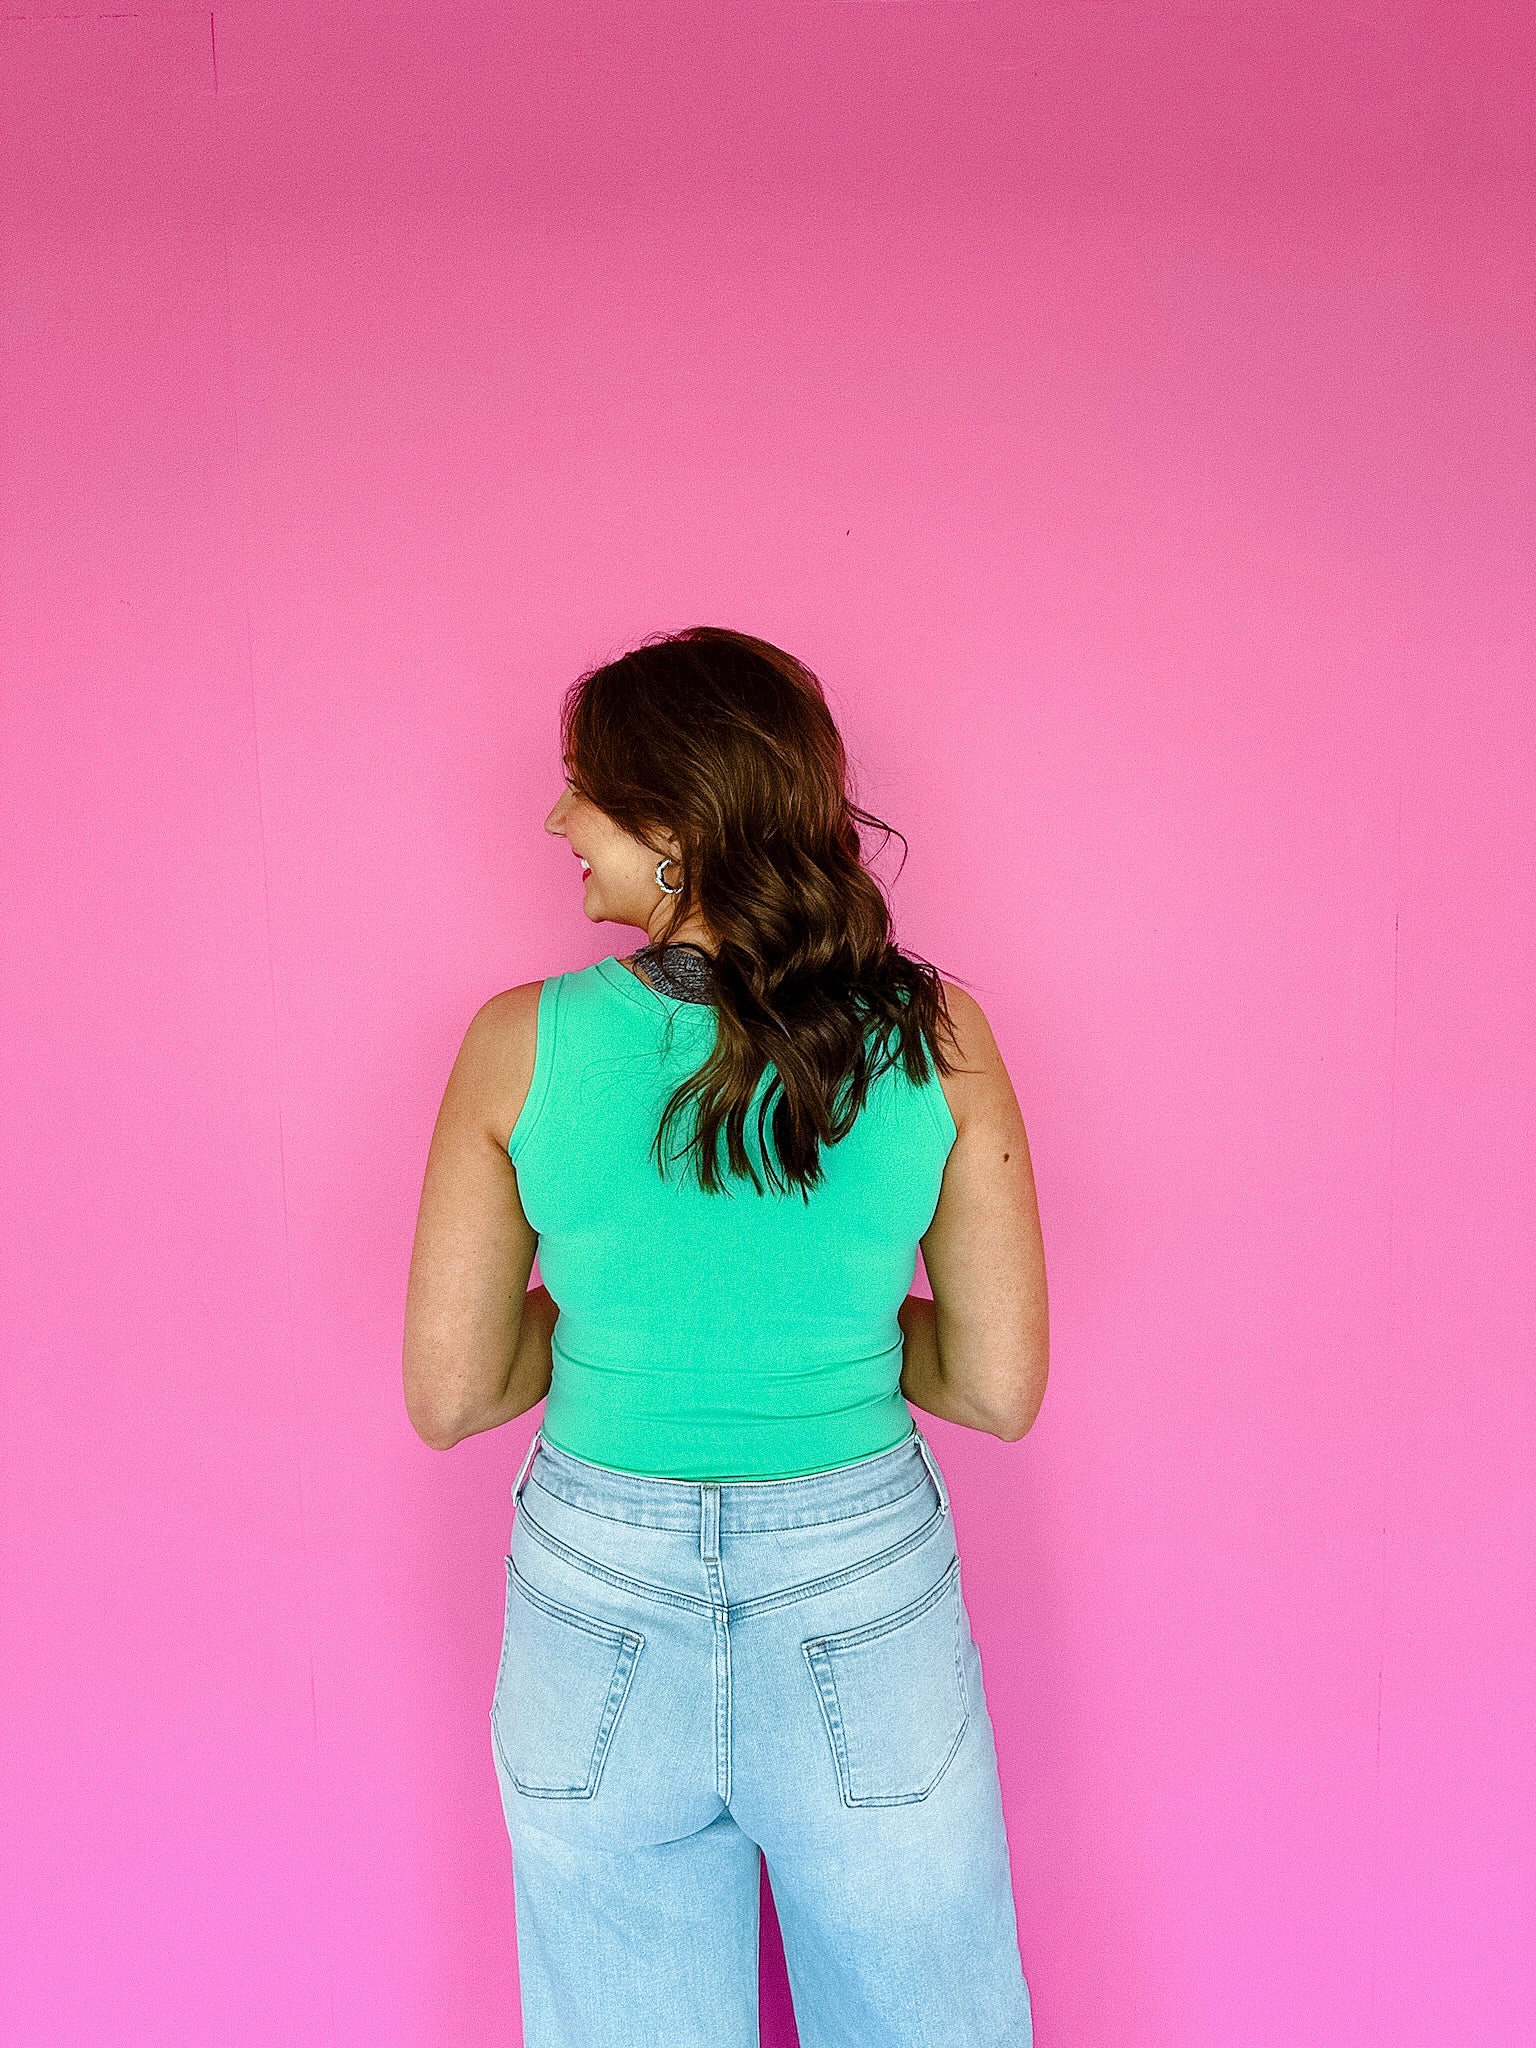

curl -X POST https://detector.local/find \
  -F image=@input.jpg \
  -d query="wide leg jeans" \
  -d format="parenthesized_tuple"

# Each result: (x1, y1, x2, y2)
(489, 1426, 1034, 2048)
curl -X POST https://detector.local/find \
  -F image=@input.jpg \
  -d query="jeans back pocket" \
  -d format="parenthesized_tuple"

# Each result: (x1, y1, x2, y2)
(491, 1559, 643, 1800)
(802, 1555, 969, 1808)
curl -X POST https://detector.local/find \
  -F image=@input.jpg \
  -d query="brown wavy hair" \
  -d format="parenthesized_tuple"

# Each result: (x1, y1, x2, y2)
(560, 626, 965, 1199)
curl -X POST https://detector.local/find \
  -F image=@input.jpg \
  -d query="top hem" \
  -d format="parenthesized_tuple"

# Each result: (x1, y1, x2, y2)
(538, 1413, 917, 1485)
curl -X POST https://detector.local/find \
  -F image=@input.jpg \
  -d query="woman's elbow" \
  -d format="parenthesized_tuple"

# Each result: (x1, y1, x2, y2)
(991, 1349, 1049, 1442)
(404, 1381, 464, 1450)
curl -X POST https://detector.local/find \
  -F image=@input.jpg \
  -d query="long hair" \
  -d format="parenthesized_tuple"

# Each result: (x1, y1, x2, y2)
(560, 626, 965, 1199)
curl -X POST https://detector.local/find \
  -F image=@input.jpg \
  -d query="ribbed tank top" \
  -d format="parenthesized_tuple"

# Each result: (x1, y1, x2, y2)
(507, 954, 958, 1480)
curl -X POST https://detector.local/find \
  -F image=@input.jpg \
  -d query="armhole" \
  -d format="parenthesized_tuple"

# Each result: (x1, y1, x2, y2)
(508, 975, 561, 1165)
(888, 982, 958, 1155)
(919, 1061, 959, 1155)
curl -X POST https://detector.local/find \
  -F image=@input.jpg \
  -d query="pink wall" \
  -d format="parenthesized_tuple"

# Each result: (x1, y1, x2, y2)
(3, 5, 1531, 2043)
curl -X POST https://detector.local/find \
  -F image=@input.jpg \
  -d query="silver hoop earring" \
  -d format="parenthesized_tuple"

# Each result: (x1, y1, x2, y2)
(655, 856, 683, 896)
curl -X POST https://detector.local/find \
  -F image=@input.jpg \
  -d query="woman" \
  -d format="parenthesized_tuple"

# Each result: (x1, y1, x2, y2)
(403, 627, 1048, 2047)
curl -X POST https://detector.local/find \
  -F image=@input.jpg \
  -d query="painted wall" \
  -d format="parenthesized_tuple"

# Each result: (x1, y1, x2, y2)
(2, 5, 1531, 2044)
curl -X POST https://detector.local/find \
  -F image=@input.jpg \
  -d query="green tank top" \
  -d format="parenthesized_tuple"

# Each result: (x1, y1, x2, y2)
(507, 955, 957, 1480)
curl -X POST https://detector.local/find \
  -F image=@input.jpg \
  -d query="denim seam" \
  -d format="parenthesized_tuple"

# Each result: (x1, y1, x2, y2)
(492, 1566, 645, 1801)
(804, 1652, 969, 1809)
(520, 1493, 948, 1623)
(517, 1505, 718, 1616)
(507, 1556, 647, 1648)
(493, 1641, 640, 1799)
(707, 1564, 732, 1802)
(491, 1561, 516, 1705)
(801, 1557, 970, 1808)
(726, 1505, 948, 1622)
(802, 1552, 961, 1654)
(522, 1466, 931, 1536)
(726, 1473, 931, 1534)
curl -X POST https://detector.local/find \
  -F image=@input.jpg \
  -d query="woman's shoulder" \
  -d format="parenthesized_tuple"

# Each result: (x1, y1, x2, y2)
(929, 978, 1009, 1142)
(457, 978, 546, 1155)
(467, 959, 629, 1149)
(476, 957, 611, 1033)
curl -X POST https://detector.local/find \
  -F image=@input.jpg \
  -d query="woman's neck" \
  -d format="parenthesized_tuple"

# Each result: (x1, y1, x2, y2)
(642, 907, 717, 952)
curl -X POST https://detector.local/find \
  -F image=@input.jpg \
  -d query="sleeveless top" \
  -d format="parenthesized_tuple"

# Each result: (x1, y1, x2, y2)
(508, 952, 958, 1480)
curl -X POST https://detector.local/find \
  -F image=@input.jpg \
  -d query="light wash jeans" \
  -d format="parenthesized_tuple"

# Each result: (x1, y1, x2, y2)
(489, 1425, 1034, 2048)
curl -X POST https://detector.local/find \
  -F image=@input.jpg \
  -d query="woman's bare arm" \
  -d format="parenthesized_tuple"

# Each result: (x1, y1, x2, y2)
(899, 984, 1049, 1441)
(402, 985, 551, 1449)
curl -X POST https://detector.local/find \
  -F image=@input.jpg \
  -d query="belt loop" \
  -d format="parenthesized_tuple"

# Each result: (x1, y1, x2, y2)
(512, 1427, 542, 1508)
(914, 1429, 951, 1517)
(700, 1484, 720, 1562)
